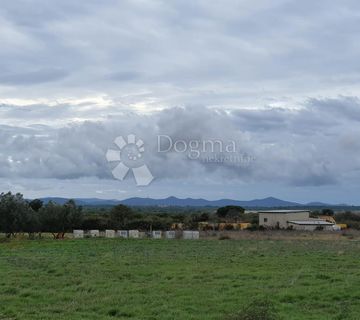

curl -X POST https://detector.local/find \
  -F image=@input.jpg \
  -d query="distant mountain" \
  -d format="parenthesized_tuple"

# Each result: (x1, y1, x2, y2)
(239, 197, 302, 207)
(306, 201, 330, 206)
(39, 197, 120, 206)
(38, 196, 307, 207)
(120, 196, 301, 207)
(40, 197, 72, 205)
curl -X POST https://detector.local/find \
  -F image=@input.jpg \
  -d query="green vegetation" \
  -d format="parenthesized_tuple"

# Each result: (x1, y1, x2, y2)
(0, 192, 83, 239)
(2, 191, 360, 237)
(0, 239, 359, 319)
(0, 192, 256, 237)
(336, 211, 360, 230)
(216, 206, 245, 220)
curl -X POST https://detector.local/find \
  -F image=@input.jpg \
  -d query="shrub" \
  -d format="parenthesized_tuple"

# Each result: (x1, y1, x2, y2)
(226, 297, 279, 320)
(219, 235, 231, 240)
(247, 224, 265, 231)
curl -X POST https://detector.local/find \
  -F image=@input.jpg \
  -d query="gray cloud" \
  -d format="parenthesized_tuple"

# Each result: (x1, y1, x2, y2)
(1, 1, 360, 202)
(0, 0, 360, 108)
(1, 98, 359, 190)
(0, 68, 68, 85)
(107, 71, 143, 82)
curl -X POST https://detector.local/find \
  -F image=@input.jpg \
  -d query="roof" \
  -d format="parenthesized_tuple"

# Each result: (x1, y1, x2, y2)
(258, 210, 310, 214)
(288, 220, 334, 226)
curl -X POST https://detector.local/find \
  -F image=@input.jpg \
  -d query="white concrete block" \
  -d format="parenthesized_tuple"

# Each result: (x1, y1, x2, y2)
(89, 230, 100, 237)
(183, 230, 200, 240)
(117, 230, 128, 238)
(191, 231, 200, 239)
(165, 231, 176, 239)
(152, 230, 162, 239)
(73, 230, 84, 238)
(129, 230, 139, 238)
(105, 230, 115, 238)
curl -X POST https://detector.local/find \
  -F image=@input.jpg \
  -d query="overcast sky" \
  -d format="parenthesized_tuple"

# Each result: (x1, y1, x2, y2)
(1, 0, 360, 204)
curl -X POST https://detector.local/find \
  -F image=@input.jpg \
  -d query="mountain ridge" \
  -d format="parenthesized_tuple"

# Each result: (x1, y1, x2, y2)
(36, 196, 347, 208)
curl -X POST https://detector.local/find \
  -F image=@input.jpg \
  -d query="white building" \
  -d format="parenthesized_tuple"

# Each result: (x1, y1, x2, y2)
(258, 210, 310, 229)
(288, 220, 335, 231)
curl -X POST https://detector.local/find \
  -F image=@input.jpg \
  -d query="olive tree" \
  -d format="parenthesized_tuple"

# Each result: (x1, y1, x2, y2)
(39, 200, 83, 238)
(0, 192, 34, 238)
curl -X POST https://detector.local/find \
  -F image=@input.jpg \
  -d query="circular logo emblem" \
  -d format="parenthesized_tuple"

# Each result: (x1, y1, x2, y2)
(106, 134, 154, 186)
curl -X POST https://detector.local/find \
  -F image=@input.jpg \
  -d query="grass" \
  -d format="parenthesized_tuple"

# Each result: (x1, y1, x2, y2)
(0, 238, 360, 319)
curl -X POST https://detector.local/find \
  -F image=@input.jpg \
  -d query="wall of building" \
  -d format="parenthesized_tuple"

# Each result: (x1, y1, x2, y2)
(288, 223, 334, 231)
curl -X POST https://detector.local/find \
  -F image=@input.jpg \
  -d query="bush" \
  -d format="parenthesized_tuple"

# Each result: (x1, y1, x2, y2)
(247, 224, 265, 231)
(336, 211, 360, 230)
(218, 235, 231, 240)
(216, 206, 245, 220)
(226, 297, 279, 320)
(82, 215, 108, 230)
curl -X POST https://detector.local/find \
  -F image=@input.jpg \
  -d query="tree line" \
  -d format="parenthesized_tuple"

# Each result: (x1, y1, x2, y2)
(4, 191, 359, 238)
(0, 192, 82, 238)
(0, 192, 254, 238)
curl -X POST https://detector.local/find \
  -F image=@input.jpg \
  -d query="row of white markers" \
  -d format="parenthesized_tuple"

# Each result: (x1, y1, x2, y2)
(73, 229, 200, 240)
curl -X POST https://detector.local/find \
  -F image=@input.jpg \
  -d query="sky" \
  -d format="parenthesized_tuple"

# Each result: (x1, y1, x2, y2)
(1, 0, 360, 204)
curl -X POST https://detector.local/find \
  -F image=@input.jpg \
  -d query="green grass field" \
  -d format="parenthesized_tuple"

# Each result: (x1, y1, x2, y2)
(0, 238, 360, 319)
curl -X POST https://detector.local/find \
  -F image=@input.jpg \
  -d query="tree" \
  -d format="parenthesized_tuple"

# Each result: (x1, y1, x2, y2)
(0, 192, 33, 237)
(39, 200, 83, 239)
(199, 212, 210, 221)
(335, 211, 360, 230)
(321, 208, 334, 216)
(82, 215, 108, 230)
(172, 213, 186, 223)
(109, 204, 134, 229)
(63, 199, 83, 232)
(216, 206, 245, 221)
(29, 199, 43, 212)
(23, 210, 41, 238)
(39, 201, 63, 238)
